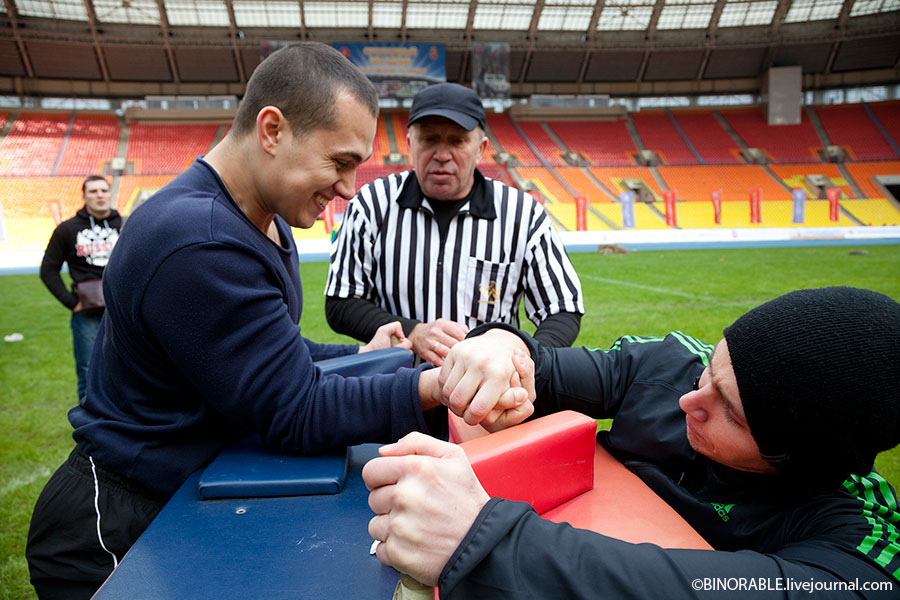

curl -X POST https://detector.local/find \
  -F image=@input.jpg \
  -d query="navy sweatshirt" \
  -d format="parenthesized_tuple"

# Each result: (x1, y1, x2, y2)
(70, 159, 441, 496)
(439, 328, 900, 598)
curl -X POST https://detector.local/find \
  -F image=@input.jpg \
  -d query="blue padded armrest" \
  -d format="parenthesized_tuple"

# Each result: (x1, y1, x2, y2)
(314, 346, 414, 377)
(198, 348, 413, 500)
(198, 437, 349, 500)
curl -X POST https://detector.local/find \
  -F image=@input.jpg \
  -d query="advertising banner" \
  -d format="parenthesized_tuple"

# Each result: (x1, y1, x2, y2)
(576, 197, 588, 231)
(827, 188, 840, 222)
(333, 42, 446, 98)
(749, 188, 762, 224)
(664, 190, 678, 227)
(791, 188, 806, 224)
(620, 191, 636, 228)
(471, 42, 511, 99)
(711, 190, 722, 225)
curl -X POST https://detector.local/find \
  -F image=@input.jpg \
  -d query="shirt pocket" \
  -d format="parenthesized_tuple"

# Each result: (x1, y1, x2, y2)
(462, 257, 520, 325)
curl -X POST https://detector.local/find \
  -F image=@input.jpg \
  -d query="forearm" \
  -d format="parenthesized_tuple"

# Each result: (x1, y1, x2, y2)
(532, 311, 581, 347)
(325, 296, 419, 342)
(441, 499, 893, 599)
(39, 263, 77, 309)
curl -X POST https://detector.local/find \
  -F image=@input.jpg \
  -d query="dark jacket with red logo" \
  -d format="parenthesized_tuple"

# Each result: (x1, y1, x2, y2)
(438, 327, 899, 599)
(40, 206, 123, 309)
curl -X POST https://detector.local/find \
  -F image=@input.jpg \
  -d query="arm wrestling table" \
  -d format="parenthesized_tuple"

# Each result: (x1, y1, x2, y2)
(94, 352, 710, 598)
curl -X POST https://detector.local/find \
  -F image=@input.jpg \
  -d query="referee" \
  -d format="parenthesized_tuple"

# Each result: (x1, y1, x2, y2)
(325, 83, 584, 365)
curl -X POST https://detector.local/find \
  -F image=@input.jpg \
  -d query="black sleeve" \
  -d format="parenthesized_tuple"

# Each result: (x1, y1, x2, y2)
(439, 499, 897, 599)
(532, 311, 581, 347)
(39, 224, 78, 310)
(324, 295, 420, 342)
(466, 322, 634, 420)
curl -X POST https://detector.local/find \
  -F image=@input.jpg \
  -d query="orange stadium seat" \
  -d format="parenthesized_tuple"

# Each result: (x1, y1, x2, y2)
(669, 110, 742, 165)
(486, 113, 542, 166)
(815, 104, 898, 162)
(0, 112, 70, 177)
(555, 167, 615, 203)
(515, 120, 567, 166)
(126, 123, 219, 175)
(867, 101, 900, 151)
(548, 120, 637, 167)
(631, 111, 700, 165)
(656, 165, 792, 203)
(366, 114, 392, 166)
(516, 166, 578, 204)
(115, 175, 177, 215)
(55, 114, 120, 176)
(588, 166, 665, 200)
(720, 108, 821, 163)
(0, 176, 83, 247)
(768, 163, 857, 199)
(843, 161, 900, 199)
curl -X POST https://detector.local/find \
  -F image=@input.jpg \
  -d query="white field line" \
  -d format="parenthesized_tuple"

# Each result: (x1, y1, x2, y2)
(579, 274, 715, 301)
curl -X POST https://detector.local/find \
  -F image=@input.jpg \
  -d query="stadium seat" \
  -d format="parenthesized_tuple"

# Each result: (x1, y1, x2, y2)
(720, 108, 821, 163)
(632, 111, 700, 165)
(548, 120, 637, 167)
(670, 110, 742, 165)
(815, 104, 898, 162)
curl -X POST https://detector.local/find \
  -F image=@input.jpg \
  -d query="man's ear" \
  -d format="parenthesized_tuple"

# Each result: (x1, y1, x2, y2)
(257, 106, 286, 157)
(477, 130, 488, 158)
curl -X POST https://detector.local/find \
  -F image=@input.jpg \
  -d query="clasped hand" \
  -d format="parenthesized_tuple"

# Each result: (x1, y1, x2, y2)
(437, 328, 536, 432)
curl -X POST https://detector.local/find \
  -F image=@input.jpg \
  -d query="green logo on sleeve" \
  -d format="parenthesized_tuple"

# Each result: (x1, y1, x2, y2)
(711, 502, 735, 523)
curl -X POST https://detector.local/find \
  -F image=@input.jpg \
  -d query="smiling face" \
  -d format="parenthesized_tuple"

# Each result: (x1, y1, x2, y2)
(266, 92, 375, 229)
(678, 339, 777, 474)
(83, 179, 112, 219)
(408, 116, 487, 201)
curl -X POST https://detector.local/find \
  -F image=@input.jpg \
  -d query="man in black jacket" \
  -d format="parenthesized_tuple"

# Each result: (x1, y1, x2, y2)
(40, 175, 122, 402)
(364, 287, 900, 598)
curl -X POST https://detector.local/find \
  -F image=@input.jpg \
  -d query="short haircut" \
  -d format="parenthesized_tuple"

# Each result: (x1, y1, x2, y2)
(231, 42, 378, 138)
(82, 175, 108, 194)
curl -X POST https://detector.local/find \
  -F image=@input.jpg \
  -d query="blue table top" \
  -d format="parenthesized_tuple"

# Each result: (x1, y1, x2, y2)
(94, 444, 403, 599)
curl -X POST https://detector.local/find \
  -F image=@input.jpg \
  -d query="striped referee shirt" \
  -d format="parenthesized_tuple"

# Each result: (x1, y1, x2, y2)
(325, 169, 583, 334)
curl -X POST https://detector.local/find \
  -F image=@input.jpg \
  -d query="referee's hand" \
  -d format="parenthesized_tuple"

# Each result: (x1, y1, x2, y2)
(360, 322, 412, 353)
(408, 319, 469, 366)
(438, 329, 535, 431)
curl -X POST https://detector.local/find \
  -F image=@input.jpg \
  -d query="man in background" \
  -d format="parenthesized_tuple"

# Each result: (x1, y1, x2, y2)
(325, 82, 583, 366)
(40, 175, 122, 402)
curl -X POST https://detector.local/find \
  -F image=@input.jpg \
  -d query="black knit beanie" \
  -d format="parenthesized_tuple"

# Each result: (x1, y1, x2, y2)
(723, 287, 900, 491)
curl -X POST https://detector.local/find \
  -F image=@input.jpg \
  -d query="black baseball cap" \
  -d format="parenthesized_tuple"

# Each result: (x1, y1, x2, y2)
(408, 83, 486, 131)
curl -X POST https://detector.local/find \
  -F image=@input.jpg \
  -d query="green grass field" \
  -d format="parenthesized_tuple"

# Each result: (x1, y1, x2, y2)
(1, 244, 899, 599)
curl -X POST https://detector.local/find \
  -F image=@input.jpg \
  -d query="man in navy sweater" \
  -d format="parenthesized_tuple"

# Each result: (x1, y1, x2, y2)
(27, 43, 520, 600)
(365, 287, 900, 598)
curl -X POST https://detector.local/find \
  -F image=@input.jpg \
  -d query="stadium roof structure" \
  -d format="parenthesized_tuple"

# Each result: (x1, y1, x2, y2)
(0, 0, 898, 99)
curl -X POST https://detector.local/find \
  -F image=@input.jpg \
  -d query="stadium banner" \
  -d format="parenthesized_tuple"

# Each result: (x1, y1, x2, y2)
(749, 188, 762, 224)
(792, 188, 806, 224)
(711, 190, 722, 225)
(471, 42, 511, 99)
(664, 190, 678, 227)
(333, 42, 446, 98)
(576, 197, 588, 231)
(620, 191, 636, 228)
(827, 188, 840, 222)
